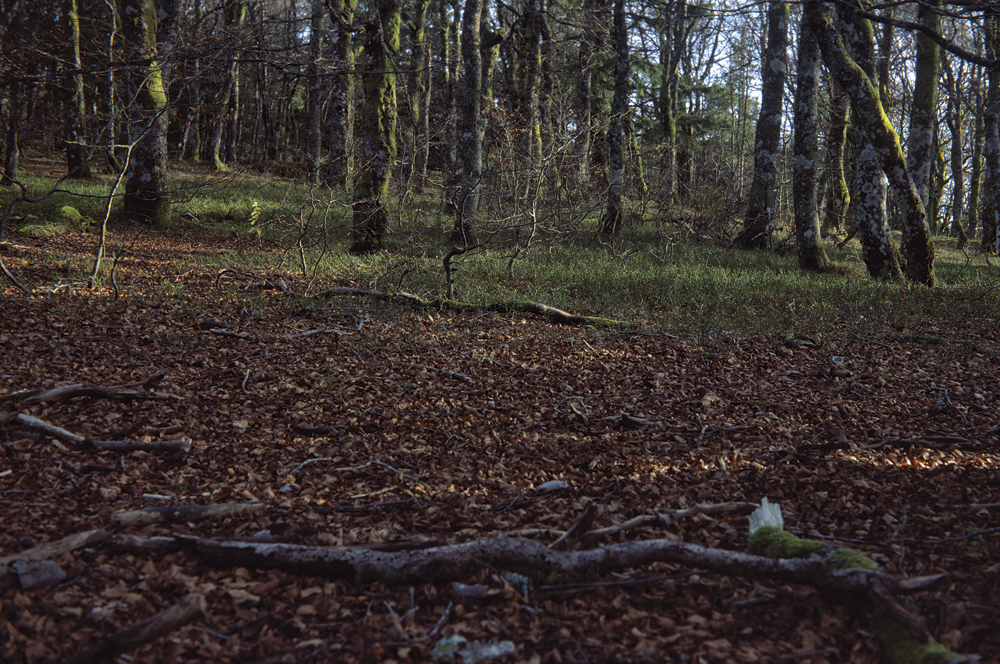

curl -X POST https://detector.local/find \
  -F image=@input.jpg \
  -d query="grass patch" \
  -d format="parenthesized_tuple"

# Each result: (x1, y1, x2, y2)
(3, 153, 998, 340)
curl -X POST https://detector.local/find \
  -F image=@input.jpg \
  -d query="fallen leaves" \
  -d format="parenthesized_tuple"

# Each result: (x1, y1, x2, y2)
(0, 232, 999, 662)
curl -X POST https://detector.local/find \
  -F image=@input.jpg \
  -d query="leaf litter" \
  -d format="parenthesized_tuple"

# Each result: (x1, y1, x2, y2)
(0, 231, 998, 663)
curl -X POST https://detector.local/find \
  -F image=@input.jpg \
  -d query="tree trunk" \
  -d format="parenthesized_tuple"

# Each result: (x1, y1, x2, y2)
(905, 0, 940, 211)
(306, 0, 324, 184)
(450, 0, 483, 245)
(812, 0, 934, 285)
(122, 0, 171, 227)
(208, 0, 245, 172)
(599, 0, 627, 236)
(407, 0, 431, 190)
(947, 102, 968, 247)
(737, 0, 787, 250)
(326, 0, 356, 189)
(64, 0, 90, 178)
(984, 99, 1000, 254)
(521, 0, 543, 187)
(350, 0, 400, 253)
(831, 1, 902, 280)
(967, 79, 985, 245)
(792, 5, 828, 271)
(822, 81, 850, 234)
(575, 0, 601, 185)
(2, 81, 21, 185)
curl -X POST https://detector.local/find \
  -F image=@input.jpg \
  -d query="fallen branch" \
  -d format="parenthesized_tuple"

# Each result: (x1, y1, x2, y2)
(585, 502, 758, 542)
(168, 532, 937, 601)
(1, 370, 170, 405)
(0, 529, 106, 590)
(111, 502, 266, 528)
(67, 593, 205, 664)
(11, 413, 85, 444)
(244, 276, 630, 328)
(91, 439, 191, 454)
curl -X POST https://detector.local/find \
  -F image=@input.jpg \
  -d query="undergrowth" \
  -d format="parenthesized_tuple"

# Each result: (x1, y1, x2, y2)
(2, 155, 998, 340)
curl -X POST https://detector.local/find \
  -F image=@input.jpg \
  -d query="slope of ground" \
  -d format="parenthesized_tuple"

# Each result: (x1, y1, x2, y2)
(1, 230, 998, 663)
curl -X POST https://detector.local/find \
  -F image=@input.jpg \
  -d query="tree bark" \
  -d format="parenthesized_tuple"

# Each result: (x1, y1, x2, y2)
(813, 1, 934, 285)
(121, 0, 171, 227)
(407, 0, 431, 190)
(208, 0, 245, 172)
(306, 0, 324, 184)
(792, 6, 828, 271)
(600, 0, 627, 236)
(326, 0, 357, 189)
(450, 0, 483, 245)
(906, 0, 941, 211)
(826, 1, 903, 280)
(350, 0, 401, 253)
(63, 0, 90, 178)
(822, 80, 850, 234)
(575, 0, 603, 185)
(738, 0, 787, 250)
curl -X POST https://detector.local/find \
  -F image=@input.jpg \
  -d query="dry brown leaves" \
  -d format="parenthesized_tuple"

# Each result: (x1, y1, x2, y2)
(1, 231, 999, 663)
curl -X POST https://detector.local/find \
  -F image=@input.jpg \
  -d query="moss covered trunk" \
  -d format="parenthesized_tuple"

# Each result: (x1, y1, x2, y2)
(822, 82, 850, 234)
(325, 0, 356, 189)
(814, 1, 935, 284)
(121, 0, 171, 227)
(350, 0, 400, 253)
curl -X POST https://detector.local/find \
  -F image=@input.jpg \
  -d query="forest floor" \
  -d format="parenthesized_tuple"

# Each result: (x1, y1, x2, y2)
(1, 228, 999, 664)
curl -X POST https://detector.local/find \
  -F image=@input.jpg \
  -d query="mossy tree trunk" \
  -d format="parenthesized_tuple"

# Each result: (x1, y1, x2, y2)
(208, 0, 244, 172)
(350, 0, 400, 253)
(325, 0, 356, 189)
(599, 0, 627, 236)
(450, 0, 483, 245)
(822, 81, 850, 234)
(812, 0, 934, 285)
(737, 0, 787, 250)
(121, 0, 171, 227)
(407, 0, 431, 191)
(64, 0, 91, 178)
(658, 0, 689, 206)
(905, 0, 940, 213)
(822, 1, 902, 281)
(792, 4, 828, 271)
